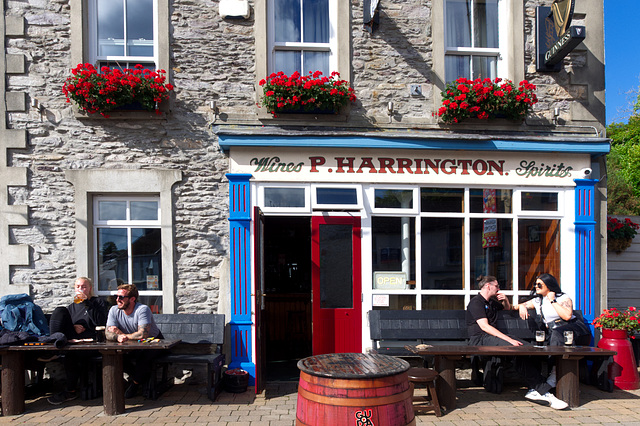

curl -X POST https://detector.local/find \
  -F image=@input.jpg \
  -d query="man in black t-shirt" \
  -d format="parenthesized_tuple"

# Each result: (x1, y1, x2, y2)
(466, 275, 522, 346)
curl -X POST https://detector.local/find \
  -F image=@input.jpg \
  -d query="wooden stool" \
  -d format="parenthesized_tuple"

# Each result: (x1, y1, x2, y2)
(407, 367, 442, 417)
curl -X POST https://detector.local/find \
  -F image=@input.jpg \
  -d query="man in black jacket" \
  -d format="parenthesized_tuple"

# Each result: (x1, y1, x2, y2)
(48, 277, 109, 405)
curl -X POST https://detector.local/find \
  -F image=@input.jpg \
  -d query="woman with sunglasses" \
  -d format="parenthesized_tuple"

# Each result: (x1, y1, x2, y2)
(514, 273, 592, 386)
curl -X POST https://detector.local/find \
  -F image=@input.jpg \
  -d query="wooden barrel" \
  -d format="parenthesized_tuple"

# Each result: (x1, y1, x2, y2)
(296, 353, 415, 426)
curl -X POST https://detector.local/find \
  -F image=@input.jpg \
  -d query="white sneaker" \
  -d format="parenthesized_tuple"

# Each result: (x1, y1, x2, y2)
(544, 392, 568, 410)
(525, 389, 568, 410)
(525, 389, 546, 402)
(547, 366, 557, 387)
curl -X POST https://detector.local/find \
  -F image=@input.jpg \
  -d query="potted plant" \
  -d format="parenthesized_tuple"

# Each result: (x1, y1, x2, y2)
(593, 306, 640, 390)
(258, 70, 356, 117)
(607, 216, 640, 253)
(223, 368, 249, 393)
(62, 63, 174, 118)
(436, 77, 538, 124)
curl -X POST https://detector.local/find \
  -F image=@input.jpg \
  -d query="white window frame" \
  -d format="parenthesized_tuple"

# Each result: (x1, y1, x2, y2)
(312, 183, 363, 210)
(92, 195, 163, 299)
(266, 0, 338, 75)
(366, 186, 419, 215)
(87, 0, 159, 69)
(258, 184, 311, 214)
(443, 0, 508, 81)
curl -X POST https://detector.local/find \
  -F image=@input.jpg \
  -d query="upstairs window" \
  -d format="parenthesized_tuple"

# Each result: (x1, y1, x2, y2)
(444, 0, 504, 83)
(88, 0, 157, 70)
(268, 0, 336, 76)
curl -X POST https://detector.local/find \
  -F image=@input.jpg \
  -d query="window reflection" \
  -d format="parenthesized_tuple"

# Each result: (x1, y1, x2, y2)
(469, 218, 513, 290)
(374, 189, 413, 209)
(421, 217, 463, 289)
(522, 192, 559, 211)
(372, 217, 415, 281)
(421, 188, 464, 212)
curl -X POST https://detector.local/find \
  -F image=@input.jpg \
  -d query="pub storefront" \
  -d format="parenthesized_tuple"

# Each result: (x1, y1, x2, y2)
(221, 134, 608, 388)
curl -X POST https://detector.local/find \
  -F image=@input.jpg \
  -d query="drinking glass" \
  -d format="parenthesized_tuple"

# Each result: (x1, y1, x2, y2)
(535, 330, 546, 347)
(564, 330, 574, 346)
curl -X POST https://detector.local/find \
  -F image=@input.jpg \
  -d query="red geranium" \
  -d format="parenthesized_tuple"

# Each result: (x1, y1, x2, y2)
(593, 307, 640, 336)
(438, 77, 538, 124)
(62, 63, 174, 117)
(259, 70, 356, 116)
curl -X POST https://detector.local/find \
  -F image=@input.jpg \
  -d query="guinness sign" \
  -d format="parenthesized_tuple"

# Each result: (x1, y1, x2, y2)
(536, 0, 585, 72)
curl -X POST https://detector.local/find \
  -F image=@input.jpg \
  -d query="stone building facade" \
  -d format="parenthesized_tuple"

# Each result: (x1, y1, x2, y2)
(0, 0, 608, 386)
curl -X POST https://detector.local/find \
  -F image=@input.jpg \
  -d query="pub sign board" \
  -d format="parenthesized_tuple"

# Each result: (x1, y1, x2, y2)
(536, 0, 586, 72)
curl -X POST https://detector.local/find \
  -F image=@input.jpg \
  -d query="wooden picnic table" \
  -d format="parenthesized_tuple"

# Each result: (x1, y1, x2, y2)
(0, 339, 180, 416)
(407, 344, 616, 410)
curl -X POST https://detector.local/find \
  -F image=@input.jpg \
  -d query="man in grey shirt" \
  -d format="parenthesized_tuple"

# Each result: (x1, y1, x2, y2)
(107, 283, 162, 398)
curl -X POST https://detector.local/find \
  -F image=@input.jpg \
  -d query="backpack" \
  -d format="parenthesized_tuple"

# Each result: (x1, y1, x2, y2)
(0, 293, 50, 336)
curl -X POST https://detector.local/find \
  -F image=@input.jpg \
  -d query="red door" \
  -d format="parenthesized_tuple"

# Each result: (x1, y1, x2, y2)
(311, 215, 361, 354)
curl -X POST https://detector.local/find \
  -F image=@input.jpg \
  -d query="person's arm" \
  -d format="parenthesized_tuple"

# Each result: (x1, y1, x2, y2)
(513, 299, 536, 320)
(475, 317, 523, 346)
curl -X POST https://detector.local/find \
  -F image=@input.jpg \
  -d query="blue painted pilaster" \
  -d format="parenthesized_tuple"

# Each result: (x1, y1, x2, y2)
(574, 179, 598, 331)
(226, 173, 255, 383)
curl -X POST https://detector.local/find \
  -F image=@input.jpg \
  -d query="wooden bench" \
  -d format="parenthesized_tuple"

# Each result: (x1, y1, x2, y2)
(149, 314, 225, 401)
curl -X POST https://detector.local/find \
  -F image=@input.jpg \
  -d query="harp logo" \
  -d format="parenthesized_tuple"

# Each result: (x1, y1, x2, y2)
(551, 0, 575, 37)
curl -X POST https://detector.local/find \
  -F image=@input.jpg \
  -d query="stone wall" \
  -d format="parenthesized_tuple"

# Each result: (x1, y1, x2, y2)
(1, 0, 606, 312)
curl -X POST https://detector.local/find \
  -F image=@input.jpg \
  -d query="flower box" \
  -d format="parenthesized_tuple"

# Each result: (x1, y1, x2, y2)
(63, 63, 174, 118)
(437, 77, 538, 124)
(223, 368, 249, 393)
(259, 71, 356, 117)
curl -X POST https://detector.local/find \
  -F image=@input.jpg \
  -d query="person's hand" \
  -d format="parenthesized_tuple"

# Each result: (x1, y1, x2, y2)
(508, 337, 523, 346)
(73, 324, 86, 335)
(518, 304, 529, 320)
(547, 291, 556, 302)
(495, 292, 507, 302)
(117, 334, 128, 343)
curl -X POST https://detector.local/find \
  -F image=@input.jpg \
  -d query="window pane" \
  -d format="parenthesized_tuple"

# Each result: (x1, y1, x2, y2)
(137, 295, 163, 314)
(131, 201, 158, 220)
(264, 188, 306, 208)
(319, 224, 352, 308)
(97, 0, 125, 56)
(316, 188, 358, 205)
(275, 0, 301, 43)
(372, 295, 416, 311)
(518, 219, 560, 290)
(99, 201, 127, 220)
(372, 217, 415, 280)
(303, 0, 329, 43)
(421, 188, 464, 212)
(97, 228, 129, 291)
(470, 218, 513, 290)
(131, 228, 162, 291)
(522, 192, 559, 211)
(470, 189, 512, 213)
(472, 55, 497, 80)
(375, 189, 413, 209)
(126, 0, 154, 57)
(421, 218, 463, 289)
(275, 50, 301, 75)
(421, 295, 465, 310)
(446, 0, 471, 47)
(473, 0, 498, 48)
(303, 51, 329, 76)
(445, 55, 470, 82)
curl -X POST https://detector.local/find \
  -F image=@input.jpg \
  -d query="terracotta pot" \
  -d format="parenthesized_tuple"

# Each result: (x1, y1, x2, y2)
(597, 328, 640, 390)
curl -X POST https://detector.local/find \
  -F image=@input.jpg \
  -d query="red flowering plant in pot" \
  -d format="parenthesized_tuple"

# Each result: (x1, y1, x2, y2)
(592, 307, 640, 337)
(259, 70, 356, 117)
(437, 77, 538, 124)
(62, 63, 174, 117)
(607, 216, 640, 254)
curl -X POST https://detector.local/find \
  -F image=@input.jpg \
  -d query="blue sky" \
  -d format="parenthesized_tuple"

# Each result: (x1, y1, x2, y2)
(605, 0, 640, 125)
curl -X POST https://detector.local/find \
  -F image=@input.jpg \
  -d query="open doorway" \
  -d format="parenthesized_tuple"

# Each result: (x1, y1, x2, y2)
(263, 216, 312, 381)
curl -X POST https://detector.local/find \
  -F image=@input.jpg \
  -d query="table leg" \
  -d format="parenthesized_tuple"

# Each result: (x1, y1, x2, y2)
(434, 355, 458, 411)
(1, 351, 25, 415)
(101, 350, 125, 415)
(556, 356, 581, 408)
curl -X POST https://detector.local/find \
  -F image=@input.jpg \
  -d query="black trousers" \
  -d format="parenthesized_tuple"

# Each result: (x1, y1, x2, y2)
(469, 333, 552, 395)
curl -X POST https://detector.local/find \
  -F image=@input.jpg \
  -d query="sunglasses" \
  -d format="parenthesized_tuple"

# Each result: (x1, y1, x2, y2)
(535, 283, 544, 289)
(115, 295, 130, 300)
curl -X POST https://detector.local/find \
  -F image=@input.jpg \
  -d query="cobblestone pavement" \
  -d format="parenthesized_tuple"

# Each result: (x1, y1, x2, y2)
(2, 381, 640, 425)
